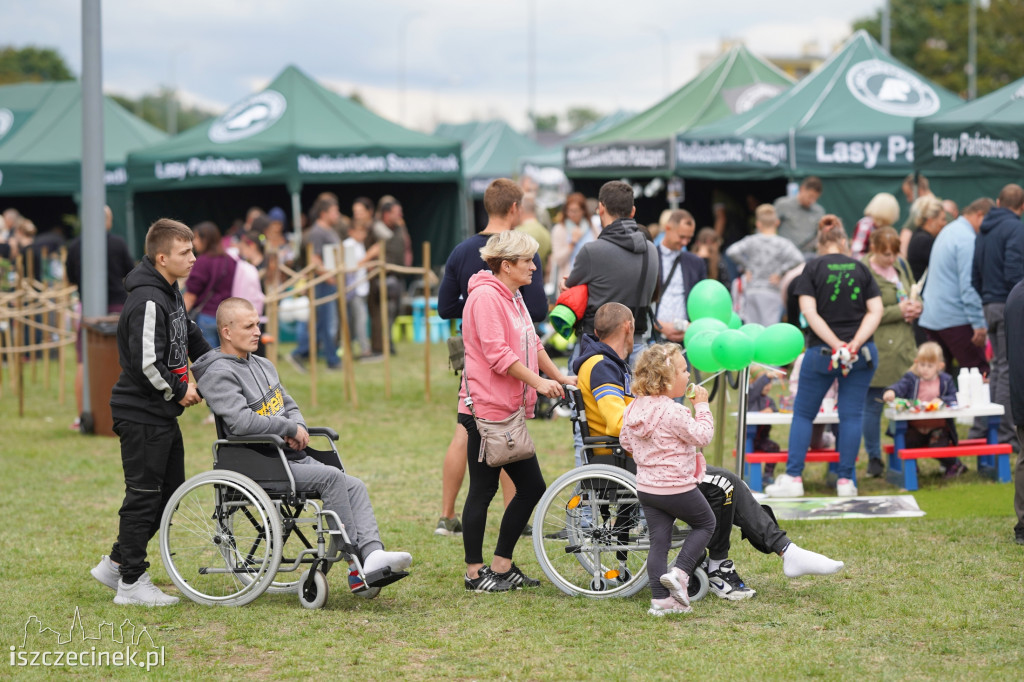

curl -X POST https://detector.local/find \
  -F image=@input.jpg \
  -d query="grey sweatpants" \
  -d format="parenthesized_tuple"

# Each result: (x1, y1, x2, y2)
(638, 488, 716, 599)
(288, 456, 383, 561)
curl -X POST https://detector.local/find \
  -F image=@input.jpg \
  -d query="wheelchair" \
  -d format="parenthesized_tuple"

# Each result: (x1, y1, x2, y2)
(158, 419, 407, 608)
(532, 386, 709, 600)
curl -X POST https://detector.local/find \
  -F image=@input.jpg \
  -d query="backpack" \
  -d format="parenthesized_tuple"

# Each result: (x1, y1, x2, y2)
(230, 253, 265, 316)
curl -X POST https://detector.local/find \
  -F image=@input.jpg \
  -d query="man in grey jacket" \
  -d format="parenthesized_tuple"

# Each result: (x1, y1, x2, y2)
(193, 298, 412, 595)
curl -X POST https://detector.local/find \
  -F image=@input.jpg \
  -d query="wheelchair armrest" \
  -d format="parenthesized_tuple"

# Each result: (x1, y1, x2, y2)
(218, 433, 286, 447)
(583, 436, 621, 447)
(307, 427, 339, 441)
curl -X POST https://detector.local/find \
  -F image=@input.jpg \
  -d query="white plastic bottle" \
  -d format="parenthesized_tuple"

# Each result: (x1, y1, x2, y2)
(958, 367, 972, 406)
(969, 367, 984, 406)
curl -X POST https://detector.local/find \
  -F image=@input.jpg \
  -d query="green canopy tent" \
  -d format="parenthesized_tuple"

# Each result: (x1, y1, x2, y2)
(433, 119, 547, 230)
(126, 65, 464, 262)
(516, 110, 637, 173)
(914, 76, 1024, 205)
(562, 44, 793, 223)
(0, 81, 167, 246)
(675, 30, 964, 230)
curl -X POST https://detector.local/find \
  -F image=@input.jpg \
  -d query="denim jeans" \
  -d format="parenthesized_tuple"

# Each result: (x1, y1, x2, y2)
(294, 282, 340, 367)
(197, 312, 220, 349)
(786, 343, 877, 480)
(862, 386, 886, 461)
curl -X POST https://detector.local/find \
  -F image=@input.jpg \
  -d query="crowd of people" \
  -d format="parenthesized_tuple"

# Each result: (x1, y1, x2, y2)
(9, 170, 1009, 610)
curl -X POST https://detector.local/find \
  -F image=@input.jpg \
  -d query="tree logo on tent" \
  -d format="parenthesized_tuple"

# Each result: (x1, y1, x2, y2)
(845, 60, 940, 117)
(208, 91, 287, 143)
(734, 84, 784, 114)
(0, 108, 13, 141)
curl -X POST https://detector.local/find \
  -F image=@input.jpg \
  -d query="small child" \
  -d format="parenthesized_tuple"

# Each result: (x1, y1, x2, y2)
(882, 341, 965, 478)
(619, 344, 716, 616)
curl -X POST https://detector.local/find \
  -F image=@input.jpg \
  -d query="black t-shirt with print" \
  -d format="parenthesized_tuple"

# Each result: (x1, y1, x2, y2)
(794, 253, 881, 348)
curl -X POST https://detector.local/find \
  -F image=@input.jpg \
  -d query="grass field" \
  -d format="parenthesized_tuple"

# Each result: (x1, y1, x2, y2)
(1, 343, 1022, 680)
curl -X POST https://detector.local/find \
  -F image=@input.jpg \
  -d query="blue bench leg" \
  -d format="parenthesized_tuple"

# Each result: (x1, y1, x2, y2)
(997, 453, 1012, 483)
(904, 459, 919, 491)
(889, 421, 906, 473)
(748, 464, 763, 492)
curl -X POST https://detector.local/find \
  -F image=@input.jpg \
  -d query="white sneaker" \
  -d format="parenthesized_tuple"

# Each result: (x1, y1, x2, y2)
(90, 555, 120, 591)
(836, 478, 858, 497)
(659, 567, 690, 608)
(113, 573, 179, 606)
(764, 473, 804, 498)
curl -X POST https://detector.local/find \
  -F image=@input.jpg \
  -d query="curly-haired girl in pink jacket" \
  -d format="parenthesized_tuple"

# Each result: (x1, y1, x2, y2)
(619, 343, 716, 616)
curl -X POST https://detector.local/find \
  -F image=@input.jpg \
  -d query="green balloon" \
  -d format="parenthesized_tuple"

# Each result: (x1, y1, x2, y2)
(684, 330, 723, 373)
(754, 323, 806, 366)
(686, 279, 733, 323)
(728, 311, 742, 329)
(739, 323, 765, 340)
(711, 329, 755, 371)
(684, 317, 727, 346)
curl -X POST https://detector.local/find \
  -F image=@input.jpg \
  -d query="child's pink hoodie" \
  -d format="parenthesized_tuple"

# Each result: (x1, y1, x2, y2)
(458, 271, 543, 420)
(619, 395, 713, 494)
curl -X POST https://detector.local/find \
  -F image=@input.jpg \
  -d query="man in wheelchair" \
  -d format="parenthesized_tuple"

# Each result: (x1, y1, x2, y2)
(574, 303, 844, 600)
(192, 298, 412, 596)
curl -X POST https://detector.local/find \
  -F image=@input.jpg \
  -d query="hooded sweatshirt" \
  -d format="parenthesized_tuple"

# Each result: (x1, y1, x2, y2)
(566, 218, 659, 336)
(191, 350, 307, 459)
(458, 271, 543, 420)
(109, 256, 212, 425)
(972, 206, 1024, 304)
(619, 395, 713, 495)
(572, 333, 632, 441)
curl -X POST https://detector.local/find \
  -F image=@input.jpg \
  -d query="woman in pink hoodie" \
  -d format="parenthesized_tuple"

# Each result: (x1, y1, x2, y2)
(459, 231, 575, 593)
(619, 343, 716, 616)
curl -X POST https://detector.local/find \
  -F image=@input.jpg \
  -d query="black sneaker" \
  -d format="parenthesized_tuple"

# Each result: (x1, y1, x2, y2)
(521, 524, 533, 538)
(1015, 534, 1024, 546)
(707, 560, 756, 601)
(866, 458, 885, 478)
(495, 563, 540, 589)
(464, 566, 514, 593)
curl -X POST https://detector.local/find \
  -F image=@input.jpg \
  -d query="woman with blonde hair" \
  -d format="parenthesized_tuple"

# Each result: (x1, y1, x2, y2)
(850, 192, 900, 260)
(905, 195, 946, 281)
(458, 230, 574, 592)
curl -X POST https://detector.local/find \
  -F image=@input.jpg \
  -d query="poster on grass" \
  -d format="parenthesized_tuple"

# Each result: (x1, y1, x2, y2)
(768, 495, 925, 520)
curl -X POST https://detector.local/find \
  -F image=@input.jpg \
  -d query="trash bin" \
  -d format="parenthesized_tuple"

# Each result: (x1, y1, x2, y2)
(82, 315, 121, 437)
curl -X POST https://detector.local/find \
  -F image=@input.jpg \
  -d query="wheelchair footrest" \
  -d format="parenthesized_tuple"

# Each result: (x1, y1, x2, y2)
(364, 567, 409, 588)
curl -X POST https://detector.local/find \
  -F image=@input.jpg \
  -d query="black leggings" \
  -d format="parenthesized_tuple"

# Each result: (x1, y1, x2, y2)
(638, 488, 715, 599)
(459, 413, 546, 565)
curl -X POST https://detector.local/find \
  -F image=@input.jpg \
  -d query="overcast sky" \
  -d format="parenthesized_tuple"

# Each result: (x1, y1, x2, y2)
(10, 0, 884, 133)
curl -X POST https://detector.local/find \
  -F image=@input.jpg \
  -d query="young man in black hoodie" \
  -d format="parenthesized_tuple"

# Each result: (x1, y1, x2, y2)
(90, 219, 211, 606)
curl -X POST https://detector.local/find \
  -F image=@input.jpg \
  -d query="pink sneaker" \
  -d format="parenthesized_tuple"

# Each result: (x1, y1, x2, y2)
(659, 567, 690, 608)
(648, 596, 692, 616)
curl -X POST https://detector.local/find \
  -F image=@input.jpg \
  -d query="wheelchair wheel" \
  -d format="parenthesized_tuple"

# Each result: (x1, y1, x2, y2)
(533, 465, 652, 598)
(160, 470, 283, 607)
(263, 501, 342, 594)
(689, 566, 710, 603)
(297, 569, 328, 609)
